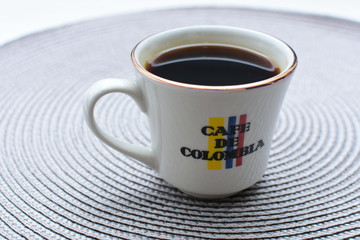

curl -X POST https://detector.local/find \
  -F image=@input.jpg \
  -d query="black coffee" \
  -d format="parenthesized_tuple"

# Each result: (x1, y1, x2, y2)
(145, 44, 280, 86)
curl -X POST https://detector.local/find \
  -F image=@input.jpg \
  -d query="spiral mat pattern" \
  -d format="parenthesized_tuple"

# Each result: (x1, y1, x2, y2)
(1, 8, 360, 240)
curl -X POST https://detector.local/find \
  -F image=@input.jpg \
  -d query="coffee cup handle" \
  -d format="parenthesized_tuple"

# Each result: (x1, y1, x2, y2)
(83, 78, 156, 169)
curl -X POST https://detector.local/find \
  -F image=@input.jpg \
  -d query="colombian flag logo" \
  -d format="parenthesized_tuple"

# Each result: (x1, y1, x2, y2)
(207, 115, 247, 170)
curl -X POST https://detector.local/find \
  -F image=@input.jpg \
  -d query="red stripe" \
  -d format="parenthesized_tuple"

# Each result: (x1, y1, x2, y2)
(236, 114, 247, 166)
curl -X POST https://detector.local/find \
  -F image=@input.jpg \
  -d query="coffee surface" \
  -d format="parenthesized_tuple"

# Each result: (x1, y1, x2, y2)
(145, 44, 280, 86)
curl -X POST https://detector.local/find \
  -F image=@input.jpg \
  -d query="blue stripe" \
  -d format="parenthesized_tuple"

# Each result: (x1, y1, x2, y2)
(226, 116, 236, 169)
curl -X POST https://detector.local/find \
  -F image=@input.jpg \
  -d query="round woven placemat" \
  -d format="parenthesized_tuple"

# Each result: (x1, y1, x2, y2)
(1, 8, 359, 240)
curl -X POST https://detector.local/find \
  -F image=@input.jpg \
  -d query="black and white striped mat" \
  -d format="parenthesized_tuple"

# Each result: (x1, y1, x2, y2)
(0, 8, 359, 239)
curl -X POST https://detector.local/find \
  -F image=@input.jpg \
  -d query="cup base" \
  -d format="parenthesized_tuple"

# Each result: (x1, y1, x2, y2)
(179, 189, 239, 199)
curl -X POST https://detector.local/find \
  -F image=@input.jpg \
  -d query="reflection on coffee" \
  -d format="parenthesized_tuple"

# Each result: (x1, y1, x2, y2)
(145, 44, 280, 86)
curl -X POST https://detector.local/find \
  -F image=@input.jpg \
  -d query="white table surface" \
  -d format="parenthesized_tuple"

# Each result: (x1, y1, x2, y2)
(1, 0, 359, 46)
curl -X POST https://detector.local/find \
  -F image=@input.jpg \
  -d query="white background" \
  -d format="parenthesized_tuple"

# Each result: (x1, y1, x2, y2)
(0, 0, 359, 46)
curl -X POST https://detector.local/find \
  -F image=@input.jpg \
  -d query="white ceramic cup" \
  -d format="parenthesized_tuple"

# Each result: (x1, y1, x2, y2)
(83, 25, 297, 199)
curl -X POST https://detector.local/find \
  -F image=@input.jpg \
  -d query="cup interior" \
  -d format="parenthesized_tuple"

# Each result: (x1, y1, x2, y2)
(132, 25, 297, 89)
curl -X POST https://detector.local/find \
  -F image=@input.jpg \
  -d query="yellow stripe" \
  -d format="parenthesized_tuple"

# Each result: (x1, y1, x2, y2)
(207, 118, 224, 170)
